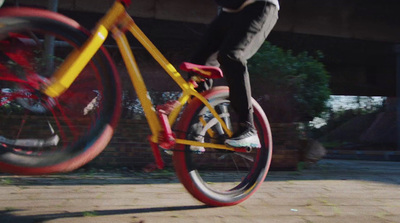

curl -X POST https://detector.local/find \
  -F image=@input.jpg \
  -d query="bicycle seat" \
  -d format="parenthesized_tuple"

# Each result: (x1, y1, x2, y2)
(180, 62, 223, 79)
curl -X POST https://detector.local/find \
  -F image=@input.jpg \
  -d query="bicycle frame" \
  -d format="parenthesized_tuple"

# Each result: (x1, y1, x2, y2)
(40, 1, 236, 166)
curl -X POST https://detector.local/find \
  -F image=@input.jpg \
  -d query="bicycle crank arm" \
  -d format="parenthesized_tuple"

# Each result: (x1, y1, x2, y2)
(175, 139, 251, 153)
(0, 135, 60, 148)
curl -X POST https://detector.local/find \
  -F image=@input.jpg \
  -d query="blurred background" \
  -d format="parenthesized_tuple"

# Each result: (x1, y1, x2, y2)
(2, 0, 400, 169)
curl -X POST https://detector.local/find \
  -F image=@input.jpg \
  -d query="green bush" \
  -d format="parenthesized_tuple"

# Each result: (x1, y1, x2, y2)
(249, 42, 331, 123)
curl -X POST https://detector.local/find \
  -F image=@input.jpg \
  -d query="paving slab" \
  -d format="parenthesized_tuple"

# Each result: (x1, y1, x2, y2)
(0, 159, 399, 223)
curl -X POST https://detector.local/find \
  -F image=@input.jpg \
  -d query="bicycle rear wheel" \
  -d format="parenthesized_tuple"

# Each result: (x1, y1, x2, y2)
(0, 8, 121, 174)
(173, 86, 272, 206)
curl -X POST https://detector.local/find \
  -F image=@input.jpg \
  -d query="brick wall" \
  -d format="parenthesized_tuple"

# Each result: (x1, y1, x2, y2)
(90, 119, 173, 169)
(268, 123, 300, 170)
(0, 115, 299, 171)
(90, 119, 300, 170)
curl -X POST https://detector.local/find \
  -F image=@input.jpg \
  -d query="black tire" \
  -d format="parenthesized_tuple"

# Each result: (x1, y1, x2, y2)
(0, 8, 121, 174)
(173, 86, 272, 206)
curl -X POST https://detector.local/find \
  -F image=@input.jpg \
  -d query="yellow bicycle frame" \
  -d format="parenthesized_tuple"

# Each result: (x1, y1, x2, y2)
(42, 1, 234, 150)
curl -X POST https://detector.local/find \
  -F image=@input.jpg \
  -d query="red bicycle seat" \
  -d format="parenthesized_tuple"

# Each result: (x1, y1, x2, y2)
(180, 62, 223, 79)
(117, 0, 132, 7)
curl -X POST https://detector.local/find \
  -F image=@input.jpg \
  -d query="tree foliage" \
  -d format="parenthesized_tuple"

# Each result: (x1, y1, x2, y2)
(249, 42, 331, 123)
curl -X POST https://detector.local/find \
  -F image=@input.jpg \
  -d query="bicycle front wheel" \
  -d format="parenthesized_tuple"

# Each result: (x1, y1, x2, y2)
(173, 86, 272, 206)
(0, 8, 121, 174)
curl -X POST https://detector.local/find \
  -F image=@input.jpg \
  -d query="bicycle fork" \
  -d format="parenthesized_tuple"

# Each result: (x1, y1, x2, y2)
(42, 2, 126, 97)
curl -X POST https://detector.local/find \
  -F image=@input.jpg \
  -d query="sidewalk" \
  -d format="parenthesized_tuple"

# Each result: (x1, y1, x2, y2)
(0, 159, 399, 223)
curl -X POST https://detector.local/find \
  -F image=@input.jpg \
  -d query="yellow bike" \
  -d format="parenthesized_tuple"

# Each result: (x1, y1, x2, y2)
(0, 0, 272, 206)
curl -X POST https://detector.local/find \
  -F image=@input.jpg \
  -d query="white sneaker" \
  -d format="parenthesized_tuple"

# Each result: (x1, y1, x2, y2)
(190, 145, 205, 154)
(225, 127, 261, 148)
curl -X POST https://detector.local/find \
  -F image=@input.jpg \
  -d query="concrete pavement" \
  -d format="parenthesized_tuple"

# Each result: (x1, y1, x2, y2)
(0, 159, 399, 223)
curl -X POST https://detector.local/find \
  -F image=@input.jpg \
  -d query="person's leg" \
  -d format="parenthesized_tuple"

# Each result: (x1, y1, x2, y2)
(219, 2, 278, 147)
(189, 13, 231, 91)
(190, 16, 225, 65)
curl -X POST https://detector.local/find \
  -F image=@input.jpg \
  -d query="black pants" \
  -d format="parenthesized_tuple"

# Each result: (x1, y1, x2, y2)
(191, 2, 278, 128)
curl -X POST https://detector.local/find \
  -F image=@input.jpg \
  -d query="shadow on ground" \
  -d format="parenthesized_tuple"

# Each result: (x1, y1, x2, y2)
(0, 205, 211, 223)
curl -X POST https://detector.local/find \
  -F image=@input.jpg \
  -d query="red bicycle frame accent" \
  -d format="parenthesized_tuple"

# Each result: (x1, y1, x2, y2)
(117, 0, 132, 7)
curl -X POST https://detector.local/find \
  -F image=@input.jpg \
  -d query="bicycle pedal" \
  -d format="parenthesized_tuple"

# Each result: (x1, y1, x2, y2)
(164, 149, 173, 155)
(157, 112, 176, 150)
